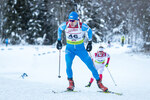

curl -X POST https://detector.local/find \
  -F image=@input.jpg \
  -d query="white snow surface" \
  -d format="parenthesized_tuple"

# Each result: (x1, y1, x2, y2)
(0, 44, 150, 100)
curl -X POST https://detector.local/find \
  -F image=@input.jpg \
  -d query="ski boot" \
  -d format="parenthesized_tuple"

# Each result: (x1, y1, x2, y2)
(85, 82, 91, 87)
(67, 78, 75, 91)
(97, 79, 108, 92)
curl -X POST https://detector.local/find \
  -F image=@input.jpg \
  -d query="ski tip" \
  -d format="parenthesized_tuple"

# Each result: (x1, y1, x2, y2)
(52, 90, 57, 93)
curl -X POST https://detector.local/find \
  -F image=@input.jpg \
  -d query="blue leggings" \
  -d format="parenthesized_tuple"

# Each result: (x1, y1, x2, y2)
(65, 43, 100, 80)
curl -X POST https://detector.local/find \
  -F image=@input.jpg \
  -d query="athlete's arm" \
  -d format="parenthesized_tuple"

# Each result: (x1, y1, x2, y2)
(58, 22, 66, 41)
(82, 23, 92, 41)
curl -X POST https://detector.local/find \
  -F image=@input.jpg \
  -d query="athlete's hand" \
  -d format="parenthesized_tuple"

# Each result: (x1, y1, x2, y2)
(56, 40, 62, 50)
(105, 63, 109, 67)
(86, 41, 92, 52)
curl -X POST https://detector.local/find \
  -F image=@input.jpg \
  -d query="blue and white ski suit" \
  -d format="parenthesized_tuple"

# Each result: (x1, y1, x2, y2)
(58, 21, 100, 80)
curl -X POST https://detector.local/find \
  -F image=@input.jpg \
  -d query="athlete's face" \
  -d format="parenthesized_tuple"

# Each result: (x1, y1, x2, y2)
(69, 19, 77, 27)
(99, 51, 103, 55)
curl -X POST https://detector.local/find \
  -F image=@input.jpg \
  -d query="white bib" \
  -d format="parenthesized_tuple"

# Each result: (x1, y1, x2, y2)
(65, 22, 85, 44)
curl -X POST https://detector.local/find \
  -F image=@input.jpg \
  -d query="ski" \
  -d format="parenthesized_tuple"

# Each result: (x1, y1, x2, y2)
(64, 90, 81, 93)
(52, 90, 122, 95)
(52, 90, 81, 93)
(97, 90, 123, 96)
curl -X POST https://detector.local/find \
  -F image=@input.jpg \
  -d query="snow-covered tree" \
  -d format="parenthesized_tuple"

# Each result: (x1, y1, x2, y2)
(2, 0, 18, 44)
(0, 0, 149, 53)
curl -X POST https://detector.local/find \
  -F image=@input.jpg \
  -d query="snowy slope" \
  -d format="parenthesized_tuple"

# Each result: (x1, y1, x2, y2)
(0, 44, 150, 100)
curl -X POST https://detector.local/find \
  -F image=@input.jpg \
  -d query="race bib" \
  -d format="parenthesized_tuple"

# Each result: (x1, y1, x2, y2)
(65, 27, 84, 44)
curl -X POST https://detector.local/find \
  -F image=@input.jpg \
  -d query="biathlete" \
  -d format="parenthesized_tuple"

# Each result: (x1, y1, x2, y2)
(56, 11, 108, 92)
(85, 46, 110, 87)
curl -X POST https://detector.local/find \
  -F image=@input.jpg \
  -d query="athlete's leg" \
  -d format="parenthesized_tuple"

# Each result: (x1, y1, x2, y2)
(99, 74, 102, 81)
(97, 65, 105, 81)
(65, 50, 75, 79)
(77, 49, 100, 80)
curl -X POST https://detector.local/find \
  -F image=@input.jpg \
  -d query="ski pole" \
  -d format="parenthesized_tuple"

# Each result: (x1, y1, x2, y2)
(89, 52, 94, 64)
(89, 52, 96, 68)
(89, 52, 92, 58)
(106, 67, 117, 86)
(58, 50, 61, 78)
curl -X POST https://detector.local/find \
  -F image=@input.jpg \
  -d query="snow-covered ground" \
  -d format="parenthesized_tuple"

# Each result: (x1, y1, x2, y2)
(0, 43, 150, 100)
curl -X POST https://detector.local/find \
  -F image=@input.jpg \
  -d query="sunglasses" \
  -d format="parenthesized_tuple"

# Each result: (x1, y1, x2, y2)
(69, 20, 75, 22)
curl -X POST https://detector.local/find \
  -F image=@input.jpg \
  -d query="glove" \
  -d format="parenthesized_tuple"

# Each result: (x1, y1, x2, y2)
(56, 40, 62, 50)
(105, 63, 109, 67)
(86, 41, 92, 52)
